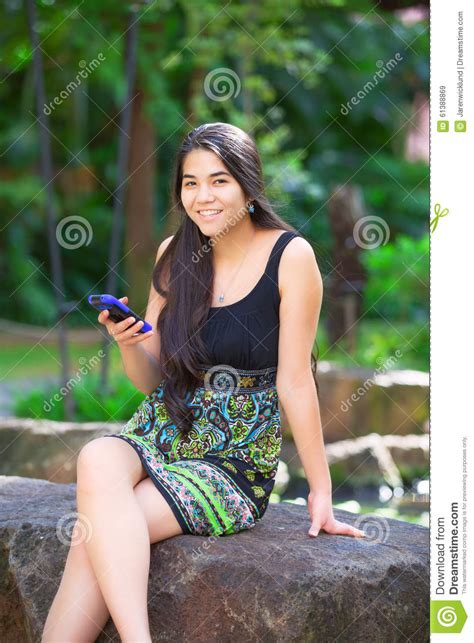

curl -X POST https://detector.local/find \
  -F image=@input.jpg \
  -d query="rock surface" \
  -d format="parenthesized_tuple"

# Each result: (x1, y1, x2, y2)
(0, 417, 123, 482)
(311, 432, 427, 488)
(312, 362, 429, 442)
(0, 475, 429, 642)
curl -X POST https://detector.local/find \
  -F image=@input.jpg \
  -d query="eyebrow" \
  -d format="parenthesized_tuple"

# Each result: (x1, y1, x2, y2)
(182, 171, 232, 180)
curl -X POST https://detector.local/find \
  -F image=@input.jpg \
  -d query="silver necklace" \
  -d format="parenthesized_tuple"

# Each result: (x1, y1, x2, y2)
(215, 231, 257, 303)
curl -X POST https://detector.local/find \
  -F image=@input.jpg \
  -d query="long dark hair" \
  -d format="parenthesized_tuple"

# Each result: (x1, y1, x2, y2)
(152, 122, 319, 436)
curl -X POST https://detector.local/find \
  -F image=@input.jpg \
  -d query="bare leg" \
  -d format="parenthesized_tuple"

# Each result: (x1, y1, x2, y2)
(75, 438, 153, 642)
(41, 519, 111, 643)
(40, 437, 186, 643)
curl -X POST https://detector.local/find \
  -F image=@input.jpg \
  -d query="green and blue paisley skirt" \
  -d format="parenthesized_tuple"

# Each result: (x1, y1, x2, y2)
(103, 364, 281, 537)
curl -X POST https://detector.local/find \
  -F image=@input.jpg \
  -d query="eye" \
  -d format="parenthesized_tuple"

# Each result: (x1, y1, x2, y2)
(184, 179, 227, 186)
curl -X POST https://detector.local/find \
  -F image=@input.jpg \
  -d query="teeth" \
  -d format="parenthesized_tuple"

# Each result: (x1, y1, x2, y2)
(199, 209, 222, 216)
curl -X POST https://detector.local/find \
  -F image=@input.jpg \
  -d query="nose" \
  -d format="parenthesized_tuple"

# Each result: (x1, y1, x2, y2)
(196, 183, 216, 204)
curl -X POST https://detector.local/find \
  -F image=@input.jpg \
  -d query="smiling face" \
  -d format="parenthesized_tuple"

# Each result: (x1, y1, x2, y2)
(180, 148, 250, 235)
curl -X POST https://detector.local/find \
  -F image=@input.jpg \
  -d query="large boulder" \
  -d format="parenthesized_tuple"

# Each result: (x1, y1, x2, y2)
(0, 476, 429, 642)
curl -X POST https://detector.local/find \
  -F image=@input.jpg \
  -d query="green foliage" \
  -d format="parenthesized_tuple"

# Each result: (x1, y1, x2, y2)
(317, 319, 429, 371)
(361, 234, 429, 322)
(13, 372, 145, 422)
(0, 0, 429, 383)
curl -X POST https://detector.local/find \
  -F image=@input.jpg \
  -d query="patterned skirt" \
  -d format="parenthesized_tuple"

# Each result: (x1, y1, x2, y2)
(103, 364, 281, 537)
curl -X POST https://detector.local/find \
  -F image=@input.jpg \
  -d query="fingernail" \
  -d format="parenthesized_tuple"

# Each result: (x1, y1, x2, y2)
(128, 317, 135, 322)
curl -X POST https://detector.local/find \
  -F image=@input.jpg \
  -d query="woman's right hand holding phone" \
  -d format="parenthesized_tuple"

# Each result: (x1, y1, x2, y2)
(97, 296, 154, 347)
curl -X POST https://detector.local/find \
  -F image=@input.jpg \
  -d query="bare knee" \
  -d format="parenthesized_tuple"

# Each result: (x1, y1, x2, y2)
(76, 438, 111, 494)
(76, 437, 146, 494)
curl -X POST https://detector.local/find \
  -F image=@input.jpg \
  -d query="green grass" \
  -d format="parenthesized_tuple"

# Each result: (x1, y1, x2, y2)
(2, 340, 143, 422)
(0, 341, 124, 380)
(13, 369, 145, 422)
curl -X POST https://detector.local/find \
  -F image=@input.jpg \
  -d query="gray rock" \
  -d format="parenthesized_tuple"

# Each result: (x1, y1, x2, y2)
(306, 362, 429, 443)
(0, 417, 123, 482)
(325, 433, 429, 488)
(0, 476, 429, 642)
(280, 433, 429, 490)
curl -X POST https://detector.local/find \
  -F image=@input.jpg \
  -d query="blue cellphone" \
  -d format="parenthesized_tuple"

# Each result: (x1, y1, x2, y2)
(88, 294, 153, 334)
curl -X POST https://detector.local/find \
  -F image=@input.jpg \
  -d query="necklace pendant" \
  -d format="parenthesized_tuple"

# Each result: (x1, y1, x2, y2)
(218, 294, 225, 302)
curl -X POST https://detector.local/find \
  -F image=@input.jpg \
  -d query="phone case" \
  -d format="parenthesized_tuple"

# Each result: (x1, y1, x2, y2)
(88, 294, 153, 334)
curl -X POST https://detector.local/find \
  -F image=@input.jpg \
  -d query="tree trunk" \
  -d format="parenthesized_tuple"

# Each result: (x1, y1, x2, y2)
(326, 184, 368, 349)
(125, 87, 158, 314)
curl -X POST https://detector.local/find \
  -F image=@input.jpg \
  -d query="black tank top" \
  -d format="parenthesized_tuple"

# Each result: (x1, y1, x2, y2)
(200, 230, 301, 370)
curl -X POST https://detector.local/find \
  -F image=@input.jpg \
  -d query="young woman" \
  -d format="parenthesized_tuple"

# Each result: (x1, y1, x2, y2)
(42, 122, 365, 643)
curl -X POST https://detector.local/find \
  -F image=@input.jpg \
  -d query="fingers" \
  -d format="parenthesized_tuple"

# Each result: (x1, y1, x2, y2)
(334, 520, 365, 537)
(329, 520, 366, 538)
(308, 520, 366, 539)
(114, 316, 139, 335)
(112, 317, 154, 345)
(97, 296, 128, 326)
(93, 296, 152, 346)
(117, 318, 145, 340)
(97, 308, 109, 325)
(108, 317, 138, 340)
(351, 526, 366, 538)
(120, 328, 154, 346)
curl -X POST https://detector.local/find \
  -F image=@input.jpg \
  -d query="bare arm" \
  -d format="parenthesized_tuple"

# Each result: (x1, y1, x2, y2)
(276, 236, 365, 539)
(98, 235, 174, 395)
(276, 237, 330, 494)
